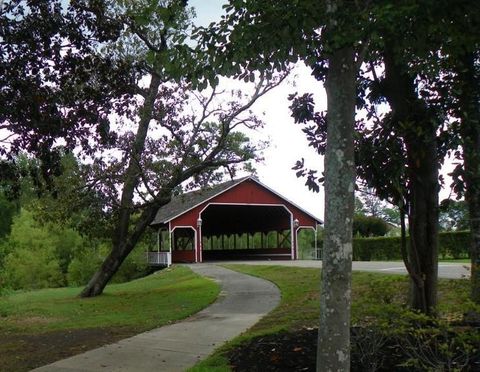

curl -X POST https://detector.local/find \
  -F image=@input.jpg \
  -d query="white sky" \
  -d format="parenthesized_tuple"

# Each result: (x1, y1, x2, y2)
(189, 1, 458, 220)
(191, 0, 326, 220)
(0, 1, 456, 221)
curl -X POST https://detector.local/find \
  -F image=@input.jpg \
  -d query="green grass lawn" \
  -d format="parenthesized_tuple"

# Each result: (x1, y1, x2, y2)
(0, 266, 220, 334)
(1, 263, 475, 372)
(190, 264, 476, 371)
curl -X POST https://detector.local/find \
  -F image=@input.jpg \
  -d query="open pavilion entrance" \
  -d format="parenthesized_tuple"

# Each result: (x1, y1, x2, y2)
(148, 176, 322, 265)
(200, 204, 293, 261)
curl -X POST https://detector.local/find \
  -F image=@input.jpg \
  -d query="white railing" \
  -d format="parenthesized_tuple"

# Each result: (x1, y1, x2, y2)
(147, 251, 171, 267)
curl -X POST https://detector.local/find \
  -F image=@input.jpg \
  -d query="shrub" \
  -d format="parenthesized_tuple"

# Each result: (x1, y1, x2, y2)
(0, 194, 17, 240)
(353, 215, 389, 237)
(67, 248, 103, 286)
(111, 241, 151, 283)
(48, 224, 84, 275)
(0, 239, 13, 270)
(354, 231, 471, 261)
(2, 247, 64, 289)
(67, 241, 151, 286)
(439, 231, 470, 259)
(1, 210, 68, 289)
(314, 231, 471, 261)
(353, 236, 402, 261)
(351, 313, 480, 372)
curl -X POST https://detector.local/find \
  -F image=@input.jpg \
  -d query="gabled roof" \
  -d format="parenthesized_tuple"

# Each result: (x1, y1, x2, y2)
(151, 176, 250, 225)
(151, 175, 323, 225)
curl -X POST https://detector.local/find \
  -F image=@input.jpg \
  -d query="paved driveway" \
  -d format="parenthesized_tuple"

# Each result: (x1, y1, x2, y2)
(217, 260, 471, 279)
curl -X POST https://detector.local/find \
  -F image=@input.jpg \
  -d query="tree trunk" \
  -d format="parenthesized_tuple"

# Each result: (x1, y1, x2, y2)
(81, 75, 161, 298)
(113, 75, 161, 251)
(80, 204, 160, 297)
(317, 43, 356, 371)
(383, 48, 439, 314)
(404, 126, 439, 314)
(457, 52, 480, 304)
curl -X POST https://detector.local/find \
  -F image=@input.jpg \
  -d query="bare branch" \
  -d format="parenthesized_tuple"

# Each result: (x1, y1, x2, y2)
(0, 133, 15, 143)
(355, 39, 370, 71)
(196, 86, 218, 124)
(369, 61, 380, 85)
(130, 151, 158, 200)
(222, 72, 289, 126)
(122, 13, 167, 55)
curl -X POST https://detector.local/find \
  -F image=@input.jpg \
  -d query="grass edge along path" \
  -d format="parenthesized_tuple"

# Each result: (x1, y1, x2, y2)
(189, 264, 474, 372)
(0, 265, 220, 371)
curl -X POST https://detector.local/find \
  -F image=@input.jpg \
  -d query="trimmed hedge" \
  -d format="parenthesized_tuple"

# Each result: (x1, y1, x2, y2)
(314, 231, 471, 261)
(438, 231, 471, 259)
(353, 236, 402, 261)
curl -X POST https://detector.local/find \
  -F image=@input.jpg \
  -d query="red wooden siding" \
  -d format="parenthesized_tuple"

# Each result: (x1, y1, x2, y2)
(171, 179, 317, 229)
(172, 250, 195, 263)
(168, 178, 320, 263)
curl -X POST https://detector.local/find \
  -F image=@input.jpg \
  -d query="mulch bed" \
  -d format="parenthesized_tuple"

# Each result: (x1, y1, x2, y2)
(229, 328, 317, 372)
(228, 327, 480, 372)
(2, 325, 478, 371)
(0, 327, 136, 372)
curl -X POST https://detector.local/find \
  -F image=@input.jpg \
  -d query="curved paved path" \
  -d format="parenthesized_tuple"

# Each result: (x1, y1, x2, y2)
(33, 264, 280, 372)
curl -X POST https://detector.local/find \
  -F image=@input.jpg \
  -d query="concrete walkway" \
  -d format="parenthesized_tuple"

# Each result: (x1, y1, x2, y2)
(33, 264, 280, 372)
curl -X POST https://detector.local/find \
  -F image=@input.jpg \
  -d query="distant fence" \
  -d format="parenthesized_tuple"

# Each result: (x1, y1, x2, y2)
(147, 251, 171, 266)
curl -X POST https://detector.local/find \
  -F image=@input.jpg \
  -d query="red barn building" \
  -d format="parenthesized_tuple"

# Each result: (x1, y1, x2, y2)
(148, 176, 322, 265)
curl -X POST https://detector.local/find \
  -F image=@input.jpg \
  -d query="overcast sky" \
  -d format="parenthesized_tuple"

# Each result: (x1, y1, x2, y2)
(188, 1, 456, 220)
(190, 0, 326, 220)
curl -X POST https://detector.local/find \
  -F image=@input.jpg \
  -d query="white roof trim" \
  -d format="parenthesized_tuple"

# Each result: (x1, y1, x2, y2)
(162, 175, 323, 224)
(251, 178, 323, 224)
(160, 176, 251, 224)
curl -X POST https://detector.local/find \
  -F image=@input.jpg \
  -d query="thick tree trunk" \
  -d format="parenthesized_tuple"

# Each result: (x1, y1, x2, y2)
(404, 126, 439, 313)
(80, 204, 160, 297)
(81, 76, 161, 298)
(113, 75, 161, 251)
(467, 191, 480, 304)
(383, 48, 439, 314)
(317, 44, 356, 371)
(457, 52, 480, 304)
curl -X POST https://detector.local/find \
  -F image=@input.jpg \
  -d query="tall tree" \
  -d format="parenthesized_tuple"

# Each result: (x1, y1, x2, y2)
(76, 0, 285, 297)
(291, 2, 448, 314)
(195, 1, 373, 368)
(1, 0, 284, 297)
(455, 53, 480, 302)
(316, 2, 357, 367)
(0, 0, 135, 171)
(398, 0, 480, 304)
(382, 46, 440, 313)
(80, 77, 282, 297)
(382, 0, 480, 308)
(434, 0, 480, 303)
